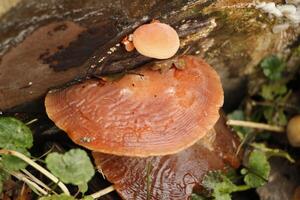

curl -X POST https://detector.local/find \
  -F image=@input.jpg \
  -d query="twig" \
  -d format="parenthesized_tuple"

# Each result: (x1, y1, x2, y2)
(90, 185, 115, 199)
(25, 118, 38, 125)
(146, 161, 152, 200)
(251, 100, 300, 111)
(21, 169, 56, 194)
(235, 132, 253, 156)
(227, 119, 285, 133)
(10, 171, 48, 196)
(0, 149, 70, 195)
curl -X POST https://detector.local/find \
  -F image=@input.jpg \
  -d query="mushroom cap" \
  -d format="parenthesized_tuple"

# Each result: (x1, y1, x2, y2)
(287, 115, 300, 147)
(45, 56, 223, 157)
(92, 113, 241, 200)
(133, 22, 180, 59)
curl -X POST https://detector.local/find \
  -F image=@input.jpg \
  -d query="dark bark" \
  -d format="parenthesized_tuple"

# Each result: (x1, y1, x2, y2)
(0, 0, 298, 112)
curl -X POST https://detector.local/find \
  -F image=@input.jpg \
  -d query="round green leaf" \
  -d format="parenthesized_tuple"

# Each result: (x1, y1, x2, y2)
(0, 117, 33, 149)
(260, 55, 285, 81)
(243, 150, 270, 188)
(1, 145, 30, 171)
(45, 149, 95, 186)
(82, 196, 94, 200)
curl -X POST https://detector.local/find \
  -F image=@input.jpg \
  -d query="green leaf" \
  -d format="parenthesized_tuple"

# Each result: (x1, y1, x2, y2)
(82, 196, 94, 200)
(227, 110, 244, 121)
(0, 180, 2, 194)
(260, 55, 285, 80)
(263, 107, 274, 123)
(276, 109, 288, 126)
(45, 149, 95, 188)
(1, 146, 30, 171)
(202, 171, 236, 200)
(251, 143, 295, 163)
(0, 117, 33, 149)
(261, 84, 287, 101)
(0, 169, 9, 193)
(202, 171, 251, 200)
(243, 150, 270, 188)
(78, 183, 88, 193)
(263, 107, 287, 126)
(191, 194, 207, 200)
(38, 194, 75, 200)
(227, 110, 251, 139)
(213, 183, 233, 200)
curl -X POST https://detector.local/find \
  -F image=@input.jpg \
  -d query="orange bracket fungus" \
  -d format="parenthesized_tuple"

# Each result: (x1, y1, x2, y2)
(122, 21, 180, 59)
(93, 114, 241, 200)
(45, 55, 223, 157)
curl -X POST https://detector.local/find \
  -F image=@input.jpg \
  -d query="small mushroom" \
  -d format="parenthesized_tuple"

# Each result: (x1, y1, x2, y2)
(93, 113, 241, 200)
(132, 21, 180, 59)
(45, 56, 223, 157)
(287, 115, 300, 147)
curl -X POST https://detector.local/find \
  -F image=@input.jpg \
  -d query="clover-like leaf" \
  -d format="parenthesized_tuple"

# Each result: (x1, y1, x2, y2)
(260, 55, 285, 81)
(45, 149, 95, 191)
(82, 196, 94, 200)
(0, 117, 33, 149)
(243, 150, 270, 188)
(261, 84, 287, 101)
(202, 171, 236, 200)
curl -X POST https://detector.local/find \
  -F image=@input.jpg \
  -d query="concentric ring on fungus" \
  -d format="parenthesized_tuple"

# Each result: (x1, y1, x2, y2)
(45, 55, 224, 157)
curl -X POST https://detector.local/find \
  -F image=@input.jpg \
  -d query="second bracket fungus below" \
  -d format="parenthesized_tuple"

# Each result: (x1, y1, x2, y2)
(45, 56, 223, 157)
(93, 114, 241, 200)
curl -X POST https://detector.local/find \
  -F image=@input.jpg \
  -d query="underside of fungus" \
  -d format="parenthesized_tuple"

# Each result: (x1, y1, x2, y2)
(93, 114, 241, 200)
(45, 55, 223, 157)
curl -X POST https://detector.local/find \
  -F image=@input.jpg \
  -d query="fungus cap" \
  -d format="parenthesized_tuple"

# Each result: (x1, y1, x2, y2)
(45, 56, 223, 157)
(92, 114, 241, 200)
(287, 115, 300, 147)
(133, 22, 180, 59)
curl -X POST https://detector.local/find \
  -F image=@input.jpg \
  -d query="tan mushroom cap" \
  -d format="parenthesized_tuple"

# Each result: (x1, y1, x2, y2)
(45, 56, 223, 157)
(133, 22, 180, 59)
(287, 115, 300, 147)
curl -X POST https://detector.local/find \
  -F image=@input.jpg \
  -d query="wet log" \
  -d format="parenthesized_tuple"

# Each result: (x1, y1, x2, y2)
(0, 0, 298, 111)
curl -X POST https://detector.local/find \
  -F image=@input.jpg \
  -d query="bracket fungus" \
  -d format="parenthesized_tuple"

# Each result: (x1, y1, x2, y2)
(123, 21, 180, 59)
(93, 114, 241, 200)
(45, 55, 223, 157)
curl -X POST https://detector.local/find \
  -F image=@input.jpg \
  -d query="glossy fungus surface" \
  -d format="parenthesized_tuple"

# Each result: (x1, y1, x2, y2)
(133, 22, 180, 59)
(93, 114, 241, 200)
(45, 56, 223, 157)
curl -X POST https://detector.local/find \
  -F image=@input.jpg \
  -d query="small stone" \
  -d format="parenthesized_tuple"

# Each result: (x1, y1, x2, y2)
(90, 64, 96, 69)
